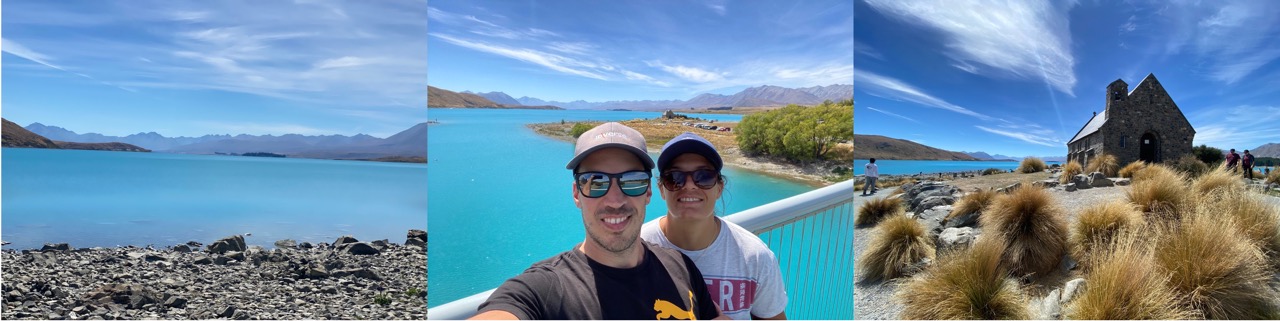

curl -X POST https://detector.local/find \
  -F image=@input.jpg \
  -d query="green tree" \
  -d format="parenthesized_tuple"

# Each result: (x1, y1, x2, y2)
(735, 100, 852, 162)
(570, 123, 594, 138)
(1192, 144, 1224, 165)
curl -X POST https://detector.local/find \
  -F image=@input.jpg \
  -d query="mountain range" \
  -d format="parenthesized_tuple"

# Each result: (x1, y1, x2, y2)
(22, 122, 427, 160)
(428, 86, 561, 109)
(497, 84, 852, 110)
(854, 135, 980, 161)
(3, 118, 149, 152)
(1250, 143, 1280, 158)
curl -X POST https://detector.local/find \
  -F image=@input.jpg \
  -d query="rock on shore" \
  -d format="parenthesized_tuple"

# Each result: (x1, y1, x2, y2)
(1, 231, 428, 320)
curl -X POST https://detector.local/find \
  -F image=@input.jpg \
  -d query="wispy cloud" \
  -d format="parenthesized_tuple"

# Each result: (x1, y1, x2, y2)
(195, 121, 332, 136)
(431, 34, 608, 80)
(1191, 105, 1280, 148)
(866, 106, 921, 123)
(976, 124, 1061, 147)
(1161, 1, 1280, 84)
(855, 69, 991, 120)
(648, 61, 724, 83)
(864, 0, 1077, 95)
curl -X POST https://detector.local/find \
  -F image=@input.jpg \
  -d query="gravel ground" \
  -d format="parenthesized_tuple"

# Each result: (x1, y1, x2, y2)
(1, 231, 427, 320)
(852, 181, 1280, 320)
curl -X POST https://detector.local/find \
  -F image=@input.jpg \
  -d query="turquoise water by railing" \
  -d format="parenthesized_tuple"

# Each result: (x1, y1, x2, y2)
(427, 109, 841, 314)
(853, 159, 1063, 176)
(1, 148, 428, 249)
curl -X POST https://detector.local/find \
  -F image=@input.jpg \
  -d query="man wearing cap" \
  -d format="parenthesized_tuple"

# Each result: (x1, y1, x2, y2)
(641, 132, 788, 320)
(473, 122, 724, 320)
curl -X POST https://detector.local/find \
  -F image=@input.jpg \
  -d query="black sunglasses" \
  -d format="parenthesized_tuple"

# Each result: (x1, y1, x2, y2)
(660, 169, 720, 191)
(574, 170, 651, 198)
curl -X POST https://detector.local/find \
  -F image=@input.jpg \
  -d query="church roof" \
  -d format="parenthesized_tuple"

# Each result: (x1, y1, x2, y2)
(1068, 111, 1106, 144)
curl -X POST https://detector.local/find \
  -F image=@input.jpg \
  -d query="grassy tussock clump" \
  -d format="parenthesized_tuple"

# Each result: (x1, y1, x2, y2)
(1200, 189, 1280, 266)
(1064, 231, 1195, 319)
(1192, 166, 1246, 196)
(1069, 200, 1144, 270)
(980, 185, 1068, 277)
(897, 239, 1031, 319)
(857, 196, 904, 227)
(1018, 157, 1047, 173)
(859, 214, 935, 281)
(1126, 165, 1190, 221)
(1166, 154, 1209, 178)
(1059, 160, 1083, 184)
(1085, 153, 1119, 177)
(1118, 160, 1146, 178)
(1156, 210, 1280, 319)
(1267, 169, 1280, 185)
(947, 189, 997, 220)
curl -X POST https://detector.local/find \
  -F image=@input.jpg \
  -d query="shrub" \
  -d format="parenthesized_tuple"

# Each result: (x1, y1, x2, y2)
(1193, 144, 1225, 165)
(1127, 166, 1189, 221)
(1118, 161, 1146, 179)
(948, 189, 997, 221)
(737, 100, 852, 162)
(1200, 189, 1280, 267)
(1166, 154, 1209, 178)
(857, 196, 904, 227)
(1269, 169, 1280, 186)
(1059, 160, 1083, 184)
(1069, 200, 1144, 270)
(1156, 209, 1279, 319)
(859, 214, 935, 281)
(1085, 153, 1119, 177)
(897, 238, 1031, 319)
(1017, 157, 1046, 173)
(1064, 231, 1195, 319)
(374, 293, 392, 305)
(1191, 166, 1245, 197)
(569, 122, 595, 138)
(981, 168, 1004, 175)
(980, 184, 1068, 277)
(405, 288, 423, 298)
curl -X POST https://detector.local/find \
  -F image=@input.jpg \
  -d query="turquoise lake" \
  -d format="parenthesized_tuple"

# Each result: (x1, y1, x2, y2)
(853, 159, 1063, 176)
(1, 148, 428, 249)
(426, 109, 847, 317)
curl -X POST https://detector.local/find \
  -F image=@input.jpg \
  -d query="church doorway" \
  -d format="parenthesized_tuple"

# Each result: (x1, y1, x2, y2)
(1140, 133, 1158, 163)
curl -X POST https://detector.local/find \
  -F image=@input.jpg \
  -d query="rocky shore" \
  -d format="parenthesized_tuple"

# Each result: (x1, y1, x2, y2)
(1, 230, 427, 320)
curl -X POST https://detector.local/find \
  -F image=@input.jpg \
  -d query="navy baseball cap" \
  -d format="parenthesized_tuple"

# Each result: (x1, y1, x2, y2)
(658, 132, 723, 172)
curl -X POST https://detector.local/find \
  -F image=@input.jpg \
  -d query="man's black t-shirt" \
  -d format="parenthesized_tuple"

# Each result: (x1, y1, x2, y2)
(477, 241, 720, 320)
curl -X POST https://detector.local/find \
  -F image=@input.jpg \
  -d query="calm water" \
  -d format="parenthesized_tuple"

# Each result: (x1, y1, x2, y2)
(1, 148, 427, 249)
(853, 159, 1063, 176)
(427, 109, 832, 311)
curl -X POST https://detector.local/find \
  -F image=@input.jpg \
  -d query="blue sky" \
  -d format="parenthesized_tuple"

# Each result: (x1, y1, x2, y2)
(2, 1, 427, 137)
(427, 0, 853, 102)
(855, 0, 1280, 158)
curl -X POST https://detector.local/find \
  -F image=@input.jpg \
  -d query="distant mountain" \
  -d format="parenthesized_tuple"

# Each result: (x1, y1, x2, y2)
(428, 86, 503, 108)
(854, 134, 980, 161)
(3, 118, 59, 148)
(466, 91, 522, 106)
(4, 118, 148, 152)
(26, 123, 229, 150)
(506, 84, 851, 110)
(963, 151, 994, 160)
(1252, 143, 1280, 158)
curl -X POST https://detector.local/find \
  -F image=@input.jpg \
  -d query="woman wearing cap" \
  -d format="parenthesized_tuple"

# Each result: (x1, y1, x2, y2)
(640, 132, 788, 320)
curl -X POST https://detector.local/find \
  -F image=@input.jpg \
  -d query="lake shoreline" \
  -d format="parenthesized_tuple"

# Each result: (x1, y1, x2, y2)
(1, 231, 427, 320)
(527, 121, 841, 187)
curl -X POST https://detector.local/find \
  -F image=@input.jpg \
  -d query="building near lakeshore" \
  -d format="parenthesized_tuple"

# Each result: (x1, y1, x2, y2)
(1067, 73, 1195, 167)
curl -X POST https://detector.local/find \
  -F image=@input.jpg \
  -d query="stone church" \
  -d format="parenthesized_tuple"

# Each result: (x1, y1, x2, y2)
(1066, 73, 1195, 167)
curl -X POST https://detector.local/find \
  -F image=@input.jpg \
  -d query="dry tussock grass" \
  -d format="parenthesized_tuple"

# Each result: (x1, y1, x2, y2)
(1198, 188, 1280, 267)
(857, 196, 903, 227)
(1069, 200, 1145, 270)
(1156, 209, 1280, 319)
(1267, 169, 1280, 185)
(897, 238, 1031, 319)
(1118, 160, 1146, 178)
(1127, 165, 1190, 222)
(1064, 230, 1196, 319)
(1018, 157, 1046, 173)
(947, 189, 997, 221)
(1085, 153, 1119, 177)
(1192, 166, 1246, 197)
(859, 214, 935, 281)
(980, 184, 1068, 277)
(1059, 160, 1083, 184)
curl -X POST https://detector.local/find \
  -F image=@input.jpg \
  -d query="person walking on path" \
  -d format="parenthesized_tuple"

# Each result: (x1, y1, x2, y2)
(1242, 149, 1256, 180)
(640, 132, 789, 320)
(1226, 149, 1241, 173)
(862, 158, 879, 196)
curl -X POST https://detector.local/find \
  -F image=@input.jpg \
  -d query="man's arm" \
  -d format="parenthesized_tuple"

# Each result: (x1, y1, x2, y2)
(469, 310, 519, 320)
(470, 273, 555, 320)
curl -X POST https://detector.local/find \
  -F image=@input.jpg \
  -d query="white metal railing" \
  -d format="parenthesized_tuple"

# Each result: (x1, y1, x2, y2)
(430, 180, 855, 319)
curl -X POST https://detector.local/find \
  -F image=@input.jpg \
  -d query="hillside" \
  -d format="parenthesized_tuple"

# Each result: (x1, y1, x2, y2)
(3, 118, 60, 148)
(1252, 143, 1280, 158)
(466, 91, 522, 106)
(428, 86, 562, 109)
(54, 141, 151, 152)
(854, 134, 980, 161)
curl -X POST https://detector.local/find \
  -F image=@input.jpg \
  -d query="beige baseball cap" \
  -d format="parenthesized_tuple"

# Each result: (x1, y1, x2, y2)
(565, 122, 654, 172)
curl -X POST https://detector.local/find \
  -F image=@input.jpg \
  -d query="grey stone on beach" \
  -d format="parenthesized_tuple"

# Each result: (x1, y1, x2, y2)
(1087, 172, 1113, 187)
(274, 239, 297, 249)
(1072, 174, 1092, 190)
(340, 242, 381, 255)
(207, 235, 246, 254)
(913, 196, 955, 214)
(41, 243, 71, 253)
(171, 244, 191, 253)
(334, 235, 359, 247)
(937, 227, 977, 256)
(997, 182, 1021, 193)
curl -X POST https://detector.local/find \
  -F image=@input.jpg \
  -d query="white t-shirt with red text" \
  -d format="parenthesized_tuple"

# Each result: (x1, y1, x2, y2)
(641, 217, 787, 320)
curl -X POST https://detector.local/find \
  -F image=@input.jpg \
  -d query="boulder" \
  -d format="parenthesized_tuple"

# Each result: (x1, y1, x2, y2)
(997, 182, 1021, 194)
(1061, 278, 1086, 304)
(914, 205, 950, 236)
(1072, 174, 1092, 190)
(405, 238, 425, 249)
(41, 243, 71, 253)
(1114, 178, 1131, 186)
(1087, 172, 1113, 187)
(936, 227, 977, 256)
(913, 196, 955, 214)
(943, 210, 980, 229)
(207, 235, 246, 254)
(339, 242, 380, 255)
(333, 235, 359, 247)
(225, 251, 246, 262)
(371, 239, 390, 251)
(172, 244, 191, 253)
(407, 229, 427, 244)
(1063, 184, 1077, 192)
(193, 257, 213, 265)
(213, 256, 232, 266)
(1034, 179, 1059, 189)
(274, 239, 298, 249)
(163, 296, 187, 308)
(298, 242, 314, 249)
(331, 268, 384, 281)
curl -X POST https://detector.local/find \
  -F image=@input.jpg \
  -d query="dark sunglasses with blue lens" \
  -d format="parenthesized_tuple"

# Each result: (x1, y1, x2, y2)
(574, 170, 652, 198)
